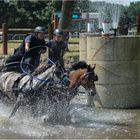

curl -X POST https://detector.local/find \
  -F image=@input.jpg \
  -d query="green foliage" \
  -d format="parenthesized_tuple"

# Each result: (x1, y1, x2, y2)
(13, 0, 55, 27)
(74, 0, 91, 12)
(0, 0, 57, 28)
(127, 1, 140, 24)
(0, 0, 139, 29)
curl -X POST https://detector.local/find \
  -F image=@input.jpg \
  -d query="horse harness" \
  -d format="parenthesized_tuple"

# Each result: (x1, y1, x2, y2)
(11, 70, 68, 98)
(12, 74, 31, 96)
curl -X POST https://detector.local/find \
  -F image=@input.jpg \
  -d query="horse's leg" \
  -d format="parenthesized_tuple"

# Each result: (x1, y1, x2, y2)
(61, 97, 71, 122)
(0, 91, 2, 100)
(9, 93, 24, 118)
(30, 97, 40, 118)
(31, 105, 37, 118)
(86, 87, 102, 107)
(31, 100, 45, 119)
(9, 100, 21, 118)
(86, 88, 96, 107)
(37, 97, 47, 116)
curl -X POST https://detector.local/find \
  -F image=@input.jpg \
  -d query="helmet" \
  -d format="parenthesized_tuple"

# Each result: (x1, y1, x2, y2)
(53, 29, 63, 36)
(34, 26, 47, 33)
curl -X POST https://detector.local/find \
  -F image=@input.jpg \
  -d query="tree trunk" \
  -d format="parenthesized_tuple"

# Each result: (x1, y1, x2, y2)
(58, 0, 75, 42)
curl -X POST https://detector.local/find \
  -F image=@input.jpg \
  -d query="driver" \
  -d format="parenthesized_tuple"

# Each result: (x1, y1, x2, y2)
(46, 29, 68, 68)
(5, 26, 47, 72)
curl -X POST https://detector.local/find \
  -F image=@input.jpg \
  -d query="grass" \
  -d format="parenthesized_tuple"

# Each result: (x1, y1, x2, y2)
(69, 37, 79, 43)
(0, 41, 79, 59)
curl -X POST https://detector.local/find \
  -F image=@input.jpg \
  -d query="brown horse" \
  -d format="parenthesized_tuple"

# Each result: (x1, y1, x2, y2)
(65, 61, 98, 100)
(35, 60, 98, 93)
(32, 61, 98, 122)
(31, 61, 98, 102)
(68, 64, 98, 88)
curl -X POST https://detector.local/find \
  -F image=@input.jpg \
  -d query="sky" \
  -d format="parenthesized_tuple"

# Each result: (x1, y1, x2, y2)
(90, 0, 140, 5)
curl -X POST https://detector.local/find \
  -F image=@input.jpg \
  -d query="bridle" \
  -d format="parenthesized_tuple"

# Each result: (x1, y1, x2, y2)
(69, 68, 98, 90)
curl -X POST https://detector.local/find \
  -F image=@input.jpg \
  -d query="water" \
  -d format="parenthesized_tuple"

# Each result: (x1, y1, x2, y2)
(111, 4, 121, 29)
(0, 94, 140, 139)
(97, 3, 122, 31)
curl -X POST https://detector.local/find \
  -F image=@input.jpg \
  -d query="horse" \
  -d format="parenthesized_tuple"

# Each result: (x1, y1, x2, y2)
(0, 62, 68, 118)
(31, 60, 98, 122)
(0, 60, 98, 120)
(65, 61, 98, 101)
(33, 60, 98, 102)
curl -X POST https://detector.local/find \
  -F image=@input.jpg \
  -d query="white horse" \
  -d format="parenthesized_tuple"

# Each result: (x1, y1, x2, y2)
(0, 63, 68, 118)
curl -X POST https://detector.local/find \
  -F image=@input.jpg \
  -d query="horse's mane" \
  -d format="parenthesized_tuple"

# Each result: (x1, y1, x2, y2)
(33, 61, 89, 75)
(33, 64, 51, 75)
(71, 61, 88, 70)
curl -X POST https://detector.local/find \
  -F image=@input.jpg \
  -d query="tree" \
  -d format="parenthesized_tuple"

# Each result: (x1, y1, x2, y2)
(58, 0, 76, 42)
(0, 0, 56, 28)
(74, 0, 91, 12)
(127, 1, 140, 25)
(58, 0, 76, 30)
(0, 0, 96, 29)
(14, 0, 54, 28)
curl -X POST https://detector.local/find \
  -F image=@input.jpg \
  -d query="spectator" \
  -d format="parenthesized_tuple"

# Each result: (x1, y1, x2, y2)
(118, 11, 131, 35)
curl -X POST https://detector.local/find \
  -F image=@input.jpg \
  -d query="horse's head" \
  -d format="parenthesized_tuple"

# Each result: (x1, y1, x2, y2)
(68, 61, 98, 90)
(79, 64, 98, 89)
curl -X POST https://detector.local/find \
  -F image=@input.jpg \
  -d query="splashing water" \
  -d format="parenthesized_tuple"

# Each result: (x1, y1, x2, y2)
(1, 94, 140, 139)
(111, 4, 122, 29)
(96, 3, 122, 31)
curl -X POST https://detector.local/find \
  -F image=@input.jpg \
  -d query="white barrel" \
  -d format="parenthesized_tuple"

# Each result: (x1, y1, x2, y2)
(86, 35, 140, 108)
(79, 33, 87, 61)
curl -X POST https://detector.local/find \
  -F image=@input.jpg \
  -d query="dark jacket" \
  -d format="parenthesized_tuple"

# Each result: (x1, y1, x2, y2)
(15, 34, 46, 57)
(46, 40, 67, 66)
(5, 34, 46, 72)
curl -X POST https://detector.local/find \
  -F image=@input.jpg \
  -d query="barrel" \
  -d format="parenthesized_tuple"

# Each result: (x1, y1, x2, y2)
(86, 35, 140, 108)
(79, 33, 87, 61)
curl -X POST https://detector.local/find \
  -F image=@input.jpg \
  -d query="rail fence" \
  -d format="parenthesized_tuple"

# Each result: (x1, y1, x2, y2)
(0, 23, 79, 54)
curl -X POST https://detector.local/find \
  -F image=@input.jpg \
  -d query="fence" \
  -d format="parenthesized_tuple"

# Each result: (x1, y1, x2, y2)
(0, 34, 49, 41)
(0, 23, 34, 54)
(0, 23, 80, 55)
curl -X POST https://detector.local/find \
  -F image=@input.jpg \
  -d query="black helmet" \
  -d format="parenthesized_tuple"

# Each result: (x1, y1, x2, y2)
(53, 29, 63, 36)
(34, 26, 47, 33)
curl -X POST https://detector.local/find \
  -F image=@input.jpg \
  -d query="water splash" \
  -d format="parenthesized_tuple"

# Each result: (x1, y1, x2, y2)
(97, 3, 112, 25)
(0, 98, 140, 139)
(96, 3, 122, 33)
(111, 4, 122, 29)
